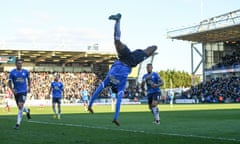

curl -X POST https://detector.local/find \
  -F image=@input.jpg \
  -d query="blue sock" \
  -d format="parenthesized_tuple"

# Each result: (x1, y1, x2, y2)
(113, 90, 124, 120)
(114, 20, 121, 40)
(88, 82, 104, 107)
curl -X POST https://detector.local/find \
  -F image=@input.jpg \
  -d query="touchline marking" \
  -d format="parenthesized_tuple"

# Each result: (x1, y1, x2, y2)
(29, 120, 240, 142)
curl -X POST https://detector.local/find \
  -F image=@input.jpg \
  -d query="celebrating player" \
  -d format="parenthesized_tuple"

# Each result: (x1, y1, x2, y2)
(88, 13, 157, 126)
(8, 59, 32, 129)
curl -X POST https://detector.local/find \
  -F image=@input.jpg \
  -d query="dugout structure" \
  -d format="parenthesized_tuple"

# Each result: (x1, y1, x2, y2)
(167, 9, 240, 84)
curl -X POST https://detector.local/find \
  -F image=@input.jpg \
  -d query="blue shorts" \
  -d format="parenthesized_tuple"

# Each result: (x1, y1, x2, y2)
(118, 46, 148, 67)
(14, 92, 27, 104)
(103, 60, 131, 92)
(52, 97, 61, 104)
(147, 92, 161, 105)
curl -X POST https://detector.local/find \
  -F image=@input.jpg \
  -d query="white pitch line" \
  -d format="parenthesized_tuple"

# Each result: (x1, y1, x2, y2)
(28, 120, 240, 142)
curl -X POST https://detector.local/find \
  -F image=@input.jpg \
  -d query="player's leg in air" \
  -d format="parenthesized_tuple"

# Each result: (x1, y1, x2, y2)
(111, 77, 128, 126)
(108, 13, 158, 126)
(88, 77, 110, 113)
(108, 13, 125, 54)
(109, 13, 157, 66)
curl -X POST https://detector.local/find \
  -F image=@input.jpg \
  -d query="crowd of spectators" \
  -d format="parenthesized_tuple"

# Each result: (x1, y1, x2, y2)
(2, 70, 240, 103)
(2, 50, 240, 104)
(190, 77, 240, 103)
(214, 51, 240, 69)
(0, 71, 143, 103)
(191, 50, 240, 103)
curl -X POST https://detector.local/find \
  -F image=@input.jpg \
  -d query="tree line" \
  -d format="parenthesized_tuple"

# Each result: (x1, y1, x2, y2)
(158, 69, 201, 89)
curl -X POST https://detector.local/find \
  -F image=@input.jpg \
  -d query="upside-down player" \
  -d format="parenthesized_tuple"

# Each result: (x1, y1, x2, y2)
(88, 13, 158, 126)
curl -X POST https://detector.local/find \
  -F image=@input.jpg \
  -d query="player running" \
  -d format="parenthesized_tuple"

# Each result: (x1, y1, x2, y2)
(88, 13, 157, 126)
(141, 63, 164, 125)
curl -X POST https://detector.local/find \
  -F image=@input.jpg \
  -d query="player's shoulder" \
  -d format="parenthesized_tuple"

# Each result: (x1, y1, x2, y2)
(22, 68, 29, 72)
(9, 68, 17, 73)
(152, 71, 160, 76)
(142, 73, 148, 77)
(60, 81, 64, 85)
(51, 81, 57, 86)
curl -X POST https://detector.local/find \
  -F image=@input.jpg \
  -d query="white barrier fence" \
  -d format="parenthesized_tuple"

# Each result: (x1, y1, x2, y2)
(175, 99, 198, 104)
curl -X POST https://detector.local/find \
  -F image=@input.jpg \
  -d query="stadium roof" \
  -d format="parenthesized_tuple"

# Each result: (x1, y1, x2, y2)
(167, 9, 240, 43)
(0, 49, 117, 65)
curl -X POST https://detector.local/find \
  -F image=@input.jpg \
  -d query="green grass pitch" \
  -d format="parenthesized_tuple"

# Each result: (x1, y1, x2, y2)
(0, 104, 240, 144)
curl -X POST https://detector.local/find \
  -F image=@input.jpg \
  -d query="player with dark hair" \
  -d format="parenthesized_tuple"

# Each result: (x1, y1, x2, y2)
(88, 13, 157, 126)
(141, 63, 163, 125)
(8, 59, 32, 129)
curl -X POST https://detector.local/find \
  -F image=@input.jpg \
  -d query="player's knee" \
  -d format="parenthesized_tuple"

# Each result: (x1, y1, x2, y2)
(18, 103, 24, 108)
(151, 101, 158, 107)
(114, 40, 121, 47)
(115, 41, 126, 51)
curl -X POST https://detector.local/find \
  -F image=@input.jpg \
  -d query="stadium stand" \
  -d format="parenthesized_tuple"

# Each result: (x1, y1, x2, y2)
(167, 9, 240, 103)
(190, 77, 240, 103)
(0, 47, 148, 105)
